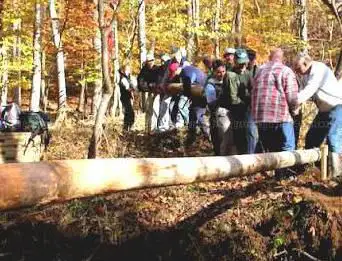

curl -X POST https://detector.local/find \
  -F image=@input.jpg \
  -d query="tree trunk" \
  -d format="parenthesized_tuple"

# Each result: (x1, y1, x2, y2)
(335, 49, 342, 79)
(88, 0, 117, 159)
(138, 0, 147, 113)
(138, 0, 147, 68)
(254, 0, 261, 16)
(41, 51, 48, 112)
(92, 0, 102, 117)
(49, 0, 67, 110)
(0, 1, 3, 35)
(214, 0, 221, 58)
(321, 1, 342, 79)
(0, 0, 3, 106)
(0, 0, 6, 106)
(110, 18, 121, 117)
(91, 80, 102, 115)
(1, 47, 8, 106)
(186, 0, 200, 62)
(13, 0, 22, 106)
(78, 50, 86, 112)
(83, 81, 88, 115)
(297, 0, 308, 53)
(233, 0, 244, 47)
(0, 148, 322, 211)
(31, 0, 42, 112)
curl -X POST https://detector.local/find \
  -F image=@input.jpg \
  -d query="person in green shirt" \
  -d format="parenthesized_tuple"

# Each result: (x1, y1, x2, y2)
(225, 48, 258, 154)
(223, 47, 236, 72)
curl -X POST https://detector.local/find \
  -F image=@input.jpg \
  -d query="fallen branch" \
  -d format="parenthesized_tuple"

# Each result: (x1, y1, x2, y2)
(292, 248, 322, 261)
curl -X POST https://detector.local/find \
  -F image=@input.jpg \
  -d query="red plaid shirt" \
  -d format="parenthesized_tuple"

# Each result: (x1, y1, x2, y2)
(251, 62, 298, 123)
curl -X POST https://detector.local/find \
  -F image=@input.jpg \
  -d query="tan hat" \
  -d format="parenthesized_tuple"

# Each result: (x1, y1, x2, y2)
(224, 47, 236, 55)
(146, 53, 154, 62)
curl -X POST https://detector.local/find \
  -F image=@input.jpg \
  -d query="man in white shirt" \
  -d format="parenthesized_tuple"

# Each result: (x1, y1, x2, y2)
(294, 53, 342, 180)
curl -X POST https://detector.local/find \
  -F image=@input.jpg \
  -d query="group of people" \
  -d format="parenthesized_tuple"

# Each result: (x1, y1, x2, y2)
(119, 46, 342, 180)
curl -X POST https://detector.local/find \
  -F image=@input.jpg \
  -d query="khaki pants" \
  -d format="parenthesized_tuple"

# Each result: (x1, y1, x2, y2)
(210, 107, 236, 156)
(145, 93, 160, 133)
(158, 95, 173, 132)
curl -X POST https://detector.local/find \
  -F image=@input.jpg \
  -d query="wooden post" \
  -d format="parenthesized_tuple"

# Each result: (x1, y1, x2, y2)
(320, 145, 329, 180)
(0, 149, 321, 211)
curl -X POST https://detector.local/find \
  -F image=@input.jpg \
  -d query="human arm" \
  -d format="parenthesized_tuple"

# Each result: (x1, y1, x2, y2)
(204, 83, 217, 111)
(297, 66, 321, 104)
(283, 69, 299, 116)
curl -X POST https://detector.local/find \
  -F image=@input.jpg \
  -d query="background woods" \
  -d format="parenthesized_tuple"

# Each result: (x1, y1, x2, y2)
(0, 1, 342, 261)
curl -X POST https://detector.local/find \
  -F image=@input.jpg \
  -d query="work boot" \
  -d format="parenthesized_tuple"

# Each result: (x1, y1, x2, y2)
(329, 152, 342, 182)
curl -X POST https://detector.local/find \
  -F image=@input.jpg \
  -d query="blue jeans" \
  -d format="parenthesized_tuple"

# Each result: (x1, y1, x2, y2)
(305, 105, 342, 153)
(170, 95, 190, 127)
(246, 110, 259, 154)
(189, 106, 210, 137)
(257, 122, 295, 152)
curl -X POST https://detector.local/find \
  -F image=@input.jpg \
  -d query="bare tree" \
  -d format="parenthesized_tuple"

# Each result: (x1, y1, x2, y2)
(0, 0, 8, 106)
(297, 0, 308, 53)
(321, 0, 342, 78)
(0, 48, 8, 106)
(214, 0, 221, 58)
(48, 0, 67, 111)
(30, 0, 42, 112)
(91, 0, 102, 116)
(13, 0, 22, 106)
(186, 0, 200, 62)
(110, 18, 121, 116)
(88, 0, 121, 158)
(138, 0, 147, 112)
(232, 0, 244, 47)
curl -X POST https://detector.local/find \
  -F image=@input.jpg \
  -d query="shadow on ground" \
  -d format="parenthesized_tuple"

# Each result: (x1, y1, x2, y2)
(1, 176, 341, 261)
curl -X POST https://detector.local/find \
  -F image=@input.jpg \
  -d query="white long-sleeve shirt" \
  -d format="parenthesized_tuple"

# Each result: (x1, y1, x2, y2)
(298, 61, 342, 112)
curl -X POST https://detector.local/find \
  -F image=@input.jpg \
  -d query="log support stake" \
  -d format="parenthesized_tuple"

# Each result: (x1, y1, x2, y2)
(320, 145, 329, 180)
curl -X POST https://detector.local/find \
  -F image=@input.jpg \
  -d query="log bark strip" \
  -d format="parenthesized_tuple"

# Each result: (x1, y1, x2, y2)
(0, 149, 321, 211)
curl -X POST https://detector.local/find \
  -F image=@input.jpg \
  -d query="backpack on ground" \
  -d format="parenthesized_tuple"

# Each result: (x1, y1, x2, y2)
(19, 111, 51, 151)
(0, 103, 21, 131)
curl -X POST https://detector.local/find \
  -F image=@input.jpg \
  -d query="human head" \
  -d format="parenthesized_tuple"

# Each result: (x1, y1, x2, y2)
(246, 48, 257, 68)
(120, 63, 131, 76)
(168, 62, 181, 80)
(145, 53, 155, 69)
(171, 47, 182, 63)
(160, 53, 171, 64)
(212, 59, 226, 81)
(223, 47, 236, 64)
(269, 48, 284, 63)
(202, 56, 213, 71)
(235, 49, 249, 71)
(294, 52, 313, 75)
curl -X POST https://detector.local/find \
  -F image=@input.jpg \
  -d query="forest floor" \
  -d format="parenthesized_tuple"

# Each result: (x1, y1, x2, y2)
(0, 99, 341, 261)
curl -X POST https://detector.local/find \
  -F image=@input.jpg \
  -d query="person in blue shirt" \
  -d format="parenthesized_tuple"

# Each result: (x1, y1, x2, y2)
(180, 64, 210, 145)
(205, 59, 236, 155)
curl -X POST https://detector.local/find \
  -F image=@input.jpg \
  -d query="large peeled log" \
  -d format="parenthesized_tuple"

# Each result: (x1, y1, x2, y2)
(0, 149, 321, 211)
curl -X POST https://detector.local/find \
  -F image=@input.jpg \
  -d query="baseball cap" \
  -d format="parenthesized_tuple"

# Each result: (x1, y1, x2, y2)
(235, 49, 249, 64)
(168, 62, 180, 79)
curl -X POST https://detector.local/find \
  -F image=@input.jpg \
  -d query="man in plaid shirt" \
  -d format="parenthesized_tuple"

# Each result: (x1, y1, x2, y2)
(251, 48, 299, 152)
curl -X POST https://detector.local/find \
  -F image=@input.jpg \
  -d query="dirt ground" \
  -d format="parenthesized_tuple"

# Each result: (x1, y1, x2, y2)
(0, 110, 341, 261)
